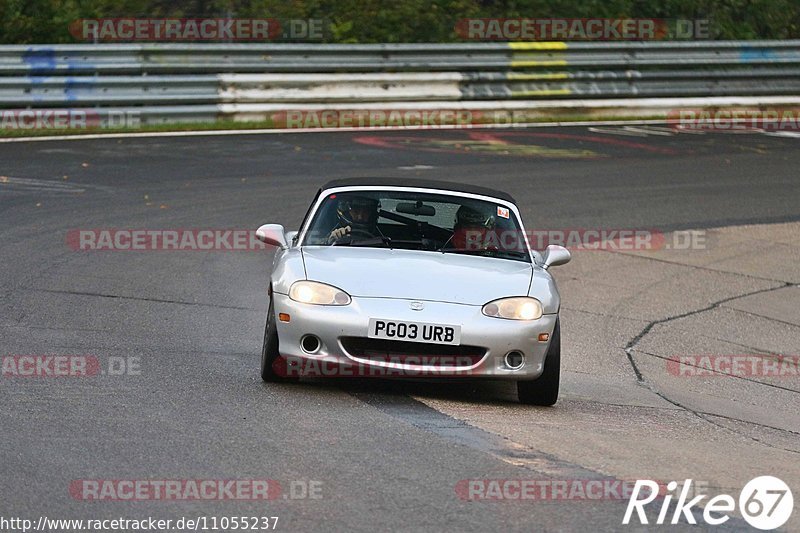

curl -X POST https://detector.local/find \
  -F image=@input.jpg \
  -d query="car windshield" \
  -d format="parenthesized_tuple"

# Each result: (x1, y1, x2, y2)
(301, 190, 530, 262)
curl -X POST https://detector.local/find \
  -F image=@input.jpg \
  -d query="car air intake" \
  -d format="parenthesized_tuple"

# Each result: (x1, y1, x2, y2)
(340, 337, 486, 366)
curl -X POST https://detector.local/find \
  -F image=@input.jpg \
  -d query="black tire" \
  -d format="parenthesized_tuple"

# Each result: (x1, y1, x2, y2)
(517, 319, 560, 406)
(260, 299, 293, 382)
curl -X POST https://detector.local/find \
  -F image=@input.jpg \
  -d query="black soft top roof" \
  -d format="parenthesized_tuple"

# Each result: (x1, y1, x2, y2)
(321, 177, 516, 204)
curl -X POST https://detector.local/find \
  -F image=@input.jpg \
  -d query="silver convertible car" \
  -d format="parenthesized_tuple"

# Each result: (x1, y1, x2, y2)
(256, 178, 570, 405)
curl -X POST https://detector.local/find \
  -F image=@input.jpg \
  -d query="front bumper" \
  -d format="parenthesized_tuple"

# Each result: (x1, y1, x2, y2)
(271, 293, 557, 380)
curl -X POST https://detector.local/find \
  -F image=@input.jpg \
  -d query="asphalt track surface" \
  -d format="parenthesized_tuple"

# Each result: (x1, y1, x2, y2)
(1, 126, 799, 532)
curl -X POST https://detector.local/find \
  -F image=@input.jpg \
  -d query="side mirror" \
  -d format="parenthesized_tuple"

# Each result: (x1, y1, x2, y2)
(541, 245, 571, 269)
(256, 224, 288, 248)
(285, 230, 299, 245)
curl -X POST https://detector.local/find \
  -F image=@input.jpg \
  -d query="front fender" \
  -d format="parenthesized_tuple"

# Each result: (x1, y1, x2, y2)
(271, 248, 306, 295)
(529, 266, 561, 315)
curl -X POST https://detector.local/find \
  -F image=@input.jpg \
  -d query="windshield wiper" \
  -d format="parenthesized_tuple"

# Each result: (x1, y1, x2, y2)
(437, 234, 455, 253)
(440, 248, 529, 260)
(332, 235, 393, 248)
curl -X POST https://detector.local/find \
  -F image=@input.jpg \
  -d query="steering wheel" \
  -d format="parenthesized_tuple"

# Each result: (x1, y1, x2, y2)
(330, 227, 377, 245)
(348, 227, 377, 239)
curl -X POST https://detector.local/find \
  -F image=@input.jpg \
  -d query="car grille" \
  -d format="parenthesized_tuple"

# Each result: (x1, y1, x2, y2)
(340, 337, 486, 366)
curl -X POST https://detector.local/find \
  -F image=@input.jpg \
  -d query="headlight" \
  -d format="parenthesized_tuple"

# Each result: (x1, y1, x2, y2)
(289, 281, 351, 306)
(482, 297, 543, 320)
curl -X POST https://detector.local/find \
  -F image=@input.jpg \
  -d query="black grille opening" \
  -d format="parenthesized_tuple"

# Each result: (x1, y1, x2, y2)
(340, 337, 486, 366)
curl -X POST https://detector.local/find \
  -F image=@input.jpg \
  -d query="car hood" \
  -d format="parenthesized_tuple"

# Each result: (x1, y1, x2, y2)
(301, 246, 533, 305)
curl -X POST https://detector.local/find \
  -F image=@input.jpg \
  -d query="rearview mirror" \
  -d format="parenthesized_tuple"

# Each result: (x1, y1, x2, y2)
(256, 224, 288, 248)
(541, 245, 571, 269)
(396, 202, 435, 216)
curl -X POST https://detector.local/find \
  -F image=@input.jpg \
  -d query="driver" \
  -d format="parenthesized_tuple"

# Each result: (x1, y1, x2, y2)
(328, 196, 381, 242)
(451, 205, 497, 251)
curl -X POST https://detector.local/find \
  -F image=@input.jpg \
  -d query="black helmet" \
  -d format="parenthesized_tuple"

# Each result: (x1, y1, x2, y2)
(337, 196, 379, 230)
(455, 205, 495, 229)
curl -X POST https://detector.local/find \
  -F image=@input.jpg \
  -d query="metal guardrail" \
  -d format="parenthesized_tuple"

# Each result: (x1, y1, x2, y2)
(0, 41, 798, 125)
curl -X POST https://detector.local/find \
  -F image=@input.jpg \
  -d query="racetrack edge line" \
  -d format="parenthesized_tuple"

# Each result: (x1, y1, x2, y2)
(0, 120, 672, 144)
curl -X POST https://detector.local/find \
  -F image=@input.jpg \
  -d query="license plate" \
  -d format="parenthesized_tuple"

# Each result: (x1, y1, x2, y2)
(368, 319, 461, 346)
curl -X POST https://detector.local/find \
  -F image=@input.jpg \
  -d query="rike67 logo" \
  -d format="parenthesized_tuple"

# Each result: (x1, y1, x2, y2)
(624, 476, 793, 529)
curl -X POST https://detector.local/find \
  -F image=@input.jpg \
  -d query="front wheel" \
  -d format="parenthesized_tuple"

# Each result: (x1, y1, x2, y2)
(517, 319, 560, 406)
(260, 299, 294, 382)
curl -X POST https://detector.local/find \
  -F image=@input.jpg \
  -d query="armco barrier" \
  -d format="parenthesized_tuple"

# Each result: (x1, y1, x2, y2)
(0, 41, 798, 126)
